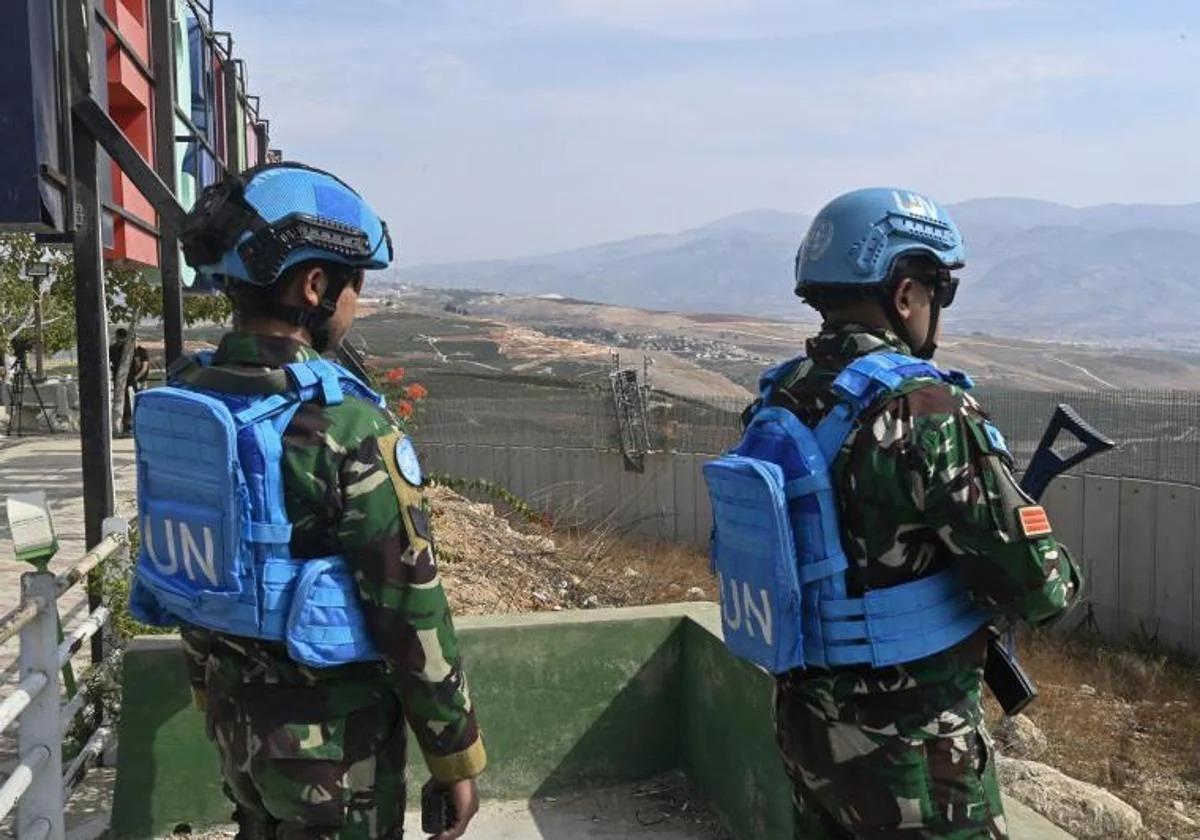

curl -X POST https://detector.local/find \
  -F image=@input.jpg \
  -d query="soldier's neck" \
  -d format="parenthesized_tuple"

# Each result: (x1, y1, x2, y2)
(825, 301, 890, 331)
(238, 317, 315, 348)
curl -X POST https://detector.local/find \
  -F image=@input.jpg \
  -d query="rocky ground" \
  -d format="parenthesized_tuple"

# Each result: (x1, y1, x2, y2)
(427, 481, 716, 617)
(989, 634, 1200, 840)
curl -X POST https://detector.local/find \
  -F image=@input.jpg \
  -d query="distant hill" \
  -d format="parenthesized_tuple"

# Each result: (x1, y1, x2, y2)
(396, 199, 1200, 346)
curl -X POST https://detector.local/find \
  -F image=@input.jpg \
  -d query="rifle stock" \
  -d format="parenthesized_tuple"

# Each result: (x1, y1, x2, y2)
(986, 403, 1114, 716)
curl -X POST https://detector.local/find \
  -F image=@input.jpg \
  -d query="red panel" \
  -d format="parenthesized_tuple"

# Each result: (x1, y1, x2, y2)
(116, 0, 146, 26)
(106, 0, 149, 65)
(102, 0, 158, 266)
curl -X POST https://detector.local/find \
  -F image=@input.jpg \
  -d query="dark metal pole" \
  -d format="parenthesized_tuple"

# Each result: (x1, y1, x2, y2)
(33, 293, 44, 381)
(222, 54, 243, 174)
(149, 0, 183, 364)
(66, 0, 115, 665)
(73, 97, 185, 230)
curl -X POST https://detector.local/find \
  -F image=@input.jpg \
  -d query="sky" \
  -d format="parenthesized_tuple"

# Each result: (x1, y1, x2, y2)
(215, 1, 1200, 264)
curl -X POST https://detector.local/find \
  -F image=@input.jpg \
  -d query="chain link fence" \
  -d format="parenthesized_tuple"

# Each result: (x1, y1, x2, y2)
(416, 387, 1200, 485)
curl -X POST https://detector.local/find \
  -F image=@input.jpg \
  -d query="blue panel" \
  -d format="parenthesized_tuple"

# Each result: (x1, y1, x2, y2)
(0, 0, 64, 230)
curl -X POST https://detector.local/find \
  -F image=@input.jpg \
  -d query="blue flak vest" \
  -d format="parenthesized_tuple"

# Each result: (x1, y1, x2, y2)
(129, 354, 388, 669)
(702, 351, 992, 674)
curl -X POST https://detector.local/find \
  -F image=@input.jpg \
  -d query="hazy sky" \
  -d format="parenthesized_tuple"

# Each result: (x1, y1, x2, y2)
(216, 1, 1200, 264)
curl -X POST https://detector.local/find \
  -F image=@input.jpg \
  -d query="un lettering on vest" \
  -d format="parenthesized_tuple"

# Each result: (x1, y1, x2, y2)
(142, 510, 223, 588)
(717, 571, 774, 646)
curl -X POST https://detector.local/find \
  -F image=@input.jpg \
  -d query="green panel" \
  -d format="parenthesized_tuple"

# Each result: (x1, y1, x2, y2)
(451, 611, 684, 800)
(111, 605, 1069, 840)
(110, 639, 227, 839)
(112, 607, 691, 836)
(681, 617, 796, 839)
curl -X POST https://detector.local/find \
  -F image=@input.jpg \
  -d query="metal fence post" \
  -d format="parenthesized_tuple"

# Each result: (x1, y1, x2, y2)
(17, 572, 64, 840)
(97, 515, 128, 767)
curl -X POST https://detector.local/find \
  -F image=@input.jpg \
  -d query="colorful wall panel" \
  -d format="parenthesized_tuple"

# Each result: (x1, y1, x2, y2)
(0, 0, 66, 231)
(104, 0, 158, 265)
(1, 0, 273, 274)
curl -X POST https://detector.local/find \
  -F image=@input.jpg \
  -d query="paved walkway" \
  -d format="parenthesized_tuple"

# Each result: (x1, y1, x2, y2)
(0, 434, 137, 837)
(0, 435, 137, 684)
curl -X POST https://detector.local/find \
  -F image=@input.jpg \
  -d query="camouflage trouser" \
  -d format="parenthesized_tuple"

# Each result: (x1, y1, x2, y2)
(204, 658, 408, 839)
(774, 680, 1007, 839)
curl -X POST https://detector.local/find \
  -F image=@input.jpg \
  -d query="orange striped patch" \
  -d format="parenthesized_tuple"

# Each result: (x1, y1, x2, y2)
(1018, 506, 1053, 538)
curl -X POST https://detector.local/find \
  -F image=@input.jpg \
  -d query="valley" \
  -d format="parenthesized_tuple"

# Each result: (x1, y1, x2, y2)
(355, 287, 1200, 395)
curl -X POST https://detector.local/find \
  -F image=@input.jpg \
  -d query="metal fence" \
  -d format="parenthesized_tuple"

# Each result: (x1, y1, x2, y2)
(417, 388, 1200, 485)
(0, 520, 126, 839)
(421, 445, 1200, 655)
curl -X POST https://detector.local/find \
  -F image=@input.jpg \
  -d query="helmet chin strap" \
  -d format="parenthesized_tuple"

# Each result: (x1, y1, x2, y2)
(270, 271, 353, 354)
(879, 286, 941, 360)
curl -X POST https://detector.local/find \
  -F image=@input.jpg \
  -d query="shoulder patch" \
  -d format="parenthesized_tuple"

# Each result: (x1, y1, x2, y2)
(394, 436, 422, 486)
(1018, 505, 1053, 539)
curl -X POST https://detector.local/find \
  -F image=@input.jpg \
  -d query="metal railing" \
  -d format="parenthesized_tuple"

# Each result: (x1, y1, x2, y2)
(0, 520, 128, 839)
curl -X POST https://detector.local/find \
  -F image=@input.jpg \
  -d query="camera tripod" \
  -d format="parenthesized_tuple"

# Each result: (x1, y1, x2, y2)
(6, 353, 55, 436)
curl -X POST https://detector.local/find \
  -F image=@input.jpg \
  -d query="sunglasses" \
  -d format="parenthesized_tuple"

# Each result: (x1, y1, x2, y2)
(917, 274, 958, 308)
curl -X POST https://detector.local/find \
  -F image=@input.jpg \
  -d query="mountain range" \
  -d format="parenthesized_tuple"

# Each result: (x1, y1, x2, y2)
(395, 198, 1200, 346)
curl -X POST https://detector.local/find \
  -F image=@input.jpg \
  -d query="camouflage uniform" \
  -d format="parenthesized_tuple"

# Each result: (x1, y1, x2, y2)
(177, 332, 485, 839)
(767, 323, 1080, 840)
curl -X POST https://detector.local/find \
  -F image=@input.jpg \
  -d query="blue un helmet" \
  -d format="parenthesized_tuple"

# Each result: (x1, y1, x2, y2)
(180, 162, 394, 349)
(794, 187, 964, 359)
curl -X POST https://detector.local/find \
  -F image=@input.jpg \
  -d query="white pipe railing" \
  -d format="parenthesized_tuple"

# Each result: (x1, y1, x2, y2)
(0, 672, 48, 735)
(0, 516, 128, 840)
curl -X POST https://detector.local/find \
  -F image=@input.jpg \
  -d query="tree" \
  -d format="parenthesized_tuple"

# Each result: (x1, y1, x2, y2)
(106, 257, 231, 430)
(0, 233, 232, 428)
(0, 235, 76, 369)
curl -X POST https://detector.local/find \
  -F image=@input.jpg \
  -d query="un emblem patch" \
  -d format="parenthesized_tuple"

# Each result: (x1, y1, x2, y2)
(982, 422, 1012, 459)
(801, 219, 834, 263)
(395, 437, 423, 486)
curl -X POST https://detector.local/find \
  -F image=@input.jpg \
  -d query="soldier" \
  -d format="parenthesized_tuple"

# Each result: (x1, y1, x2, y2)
(771, 188, 1079, 838)
(130, 163, 484, 838)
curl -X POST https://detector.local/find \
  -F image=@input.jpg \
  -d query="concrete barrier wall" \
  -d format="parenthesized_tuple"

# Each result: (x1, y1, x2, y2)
(111, 606, 783, 839)
(422, 444, 1200, 656)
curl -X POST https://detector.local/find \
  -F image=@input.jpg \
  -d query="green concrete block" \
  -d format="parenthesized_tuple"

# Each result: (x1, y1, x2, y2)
(112, 606, 697, 837)
(681, 613, 795, 839)
(455, 608, 685, 800)
(110, 638, 227, 839)
(110, 604, 1069, 840)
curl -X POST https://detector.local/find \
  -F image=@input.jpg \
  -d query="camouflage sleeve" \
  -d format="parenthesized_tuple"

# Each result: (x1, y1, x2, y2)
(336, 425, 486, 783)
(904, 386, 1082, 625)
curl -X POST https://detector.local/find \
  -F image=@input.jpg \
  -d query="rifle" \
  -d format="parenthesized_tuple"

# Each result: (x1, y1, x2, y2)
(337, 339, 373, 383)
(984, 404, 1115, 716)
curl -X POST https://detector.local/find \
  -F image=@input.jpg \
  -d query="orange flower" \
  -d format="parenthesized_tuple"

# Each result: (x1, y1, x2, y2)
(385, 367, 406, 383)
(396, 400, 414, 418)
(404, 383, 428, 401)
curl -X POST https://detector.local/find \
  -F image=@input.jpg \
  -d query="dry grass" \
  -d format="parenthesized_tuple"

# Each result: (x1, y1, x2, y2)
(551, 522, 717, 608)
(990, 630, 1200, 839)
(429, 479, 716, 616)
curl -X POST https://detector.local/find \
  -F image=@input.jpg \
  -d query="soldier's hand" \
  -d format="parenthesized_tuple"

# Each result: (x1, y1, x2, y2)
(430, 778, 479, 839)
